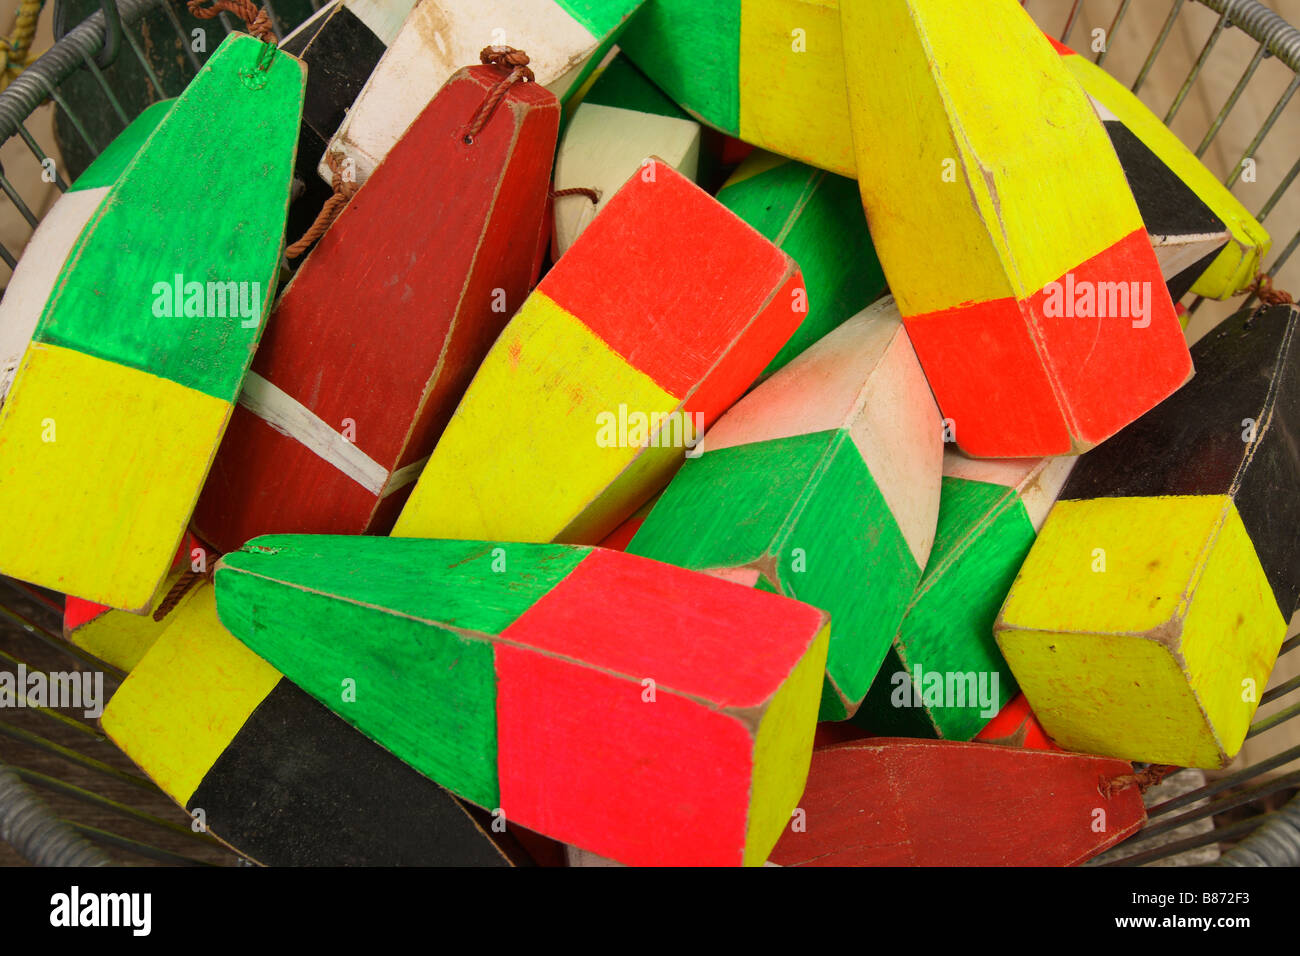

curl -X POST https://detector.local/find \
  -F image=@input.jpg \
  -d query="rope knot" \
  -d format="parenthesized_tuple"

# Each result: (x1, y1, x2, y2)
(463, 47, 535, 144)
(1247, 272, 1294, 309)
(480, 45, 534, 82)
(187, 0, 277, 44)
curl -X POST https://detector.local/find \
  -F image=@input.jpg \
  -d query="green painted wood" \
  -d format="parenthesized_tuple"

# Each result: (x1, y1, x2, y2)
(35, 35, 303, 402)
(854, 476, 1026, 739)
(717, 159, 887, 379)
(630, 430, 835, 571)
(629, 429, 916, 721)
(618, 0, 739, 135)
(220, 535, 589, 635)
(554, 0, 645, 44)
(215, 539, 510, 809)
(584, 54, 688, 120)
(53, 0, 319, 181)
(70, 99, 174, 192)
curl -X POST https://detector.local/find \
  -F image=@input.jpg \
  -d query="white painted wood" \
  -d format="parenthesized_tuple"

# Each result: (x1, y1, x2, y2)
(1152, 231, 1231, 281)
(1019, 455, 1078, 532)
(941, 449, 1041, 488)
(381, 453, 428, 497)
(0, 187, 107, 402)
(553, 103, 700, 257)
(319, 0, 602, 186)
(237, 372, 390, 495)
(700, 297, 900, 454)
(844, 313, 943, 570)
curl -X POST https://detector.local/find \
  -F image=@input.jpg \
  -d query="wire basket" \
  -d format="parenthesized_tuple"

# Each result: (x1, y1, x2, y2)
(0, 0, 1298, 867)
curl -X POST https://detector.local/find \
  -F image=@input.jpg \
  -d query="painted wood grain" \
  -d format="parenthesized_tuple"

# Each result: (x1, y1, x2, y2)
(842, 0, 1189, 457)
(213, 534, 829, 866)
(768, 738, 1145, 866)
(391, 159, 804, 545)
(852, 453, 1076, 740)
(716, 150, 886, 380)
(995, 305, 1298, 767)
(0, 35, 302, 611)
(629, 298, 942, 721)
(100, 582, 520, 866)
(194, 65, 558, 552)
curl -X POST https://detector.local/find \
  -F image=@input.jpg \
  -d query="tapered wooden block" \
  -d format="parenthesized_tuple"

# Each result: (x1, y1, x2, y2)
(768, 739, 1145, 866)
(0, 35, 302, 611)
(840, 0, 1189, 457)
(995, 305, 1299, 768)
(214, 535, 830, 866)
(194, 66, 558, 552)
(629, 298, 941, 721)
(321, 0, 642, 186)
(101, 582, 520, 866)
(63, 533, 203, 672)
(1051, 37, 1268, 298)
(717, 150, 886, 380)
(975, 693, 1059, 750)
(853, 452, 1076, 740)
(553, 55, 701, 257)
(392, 159, 804, 545)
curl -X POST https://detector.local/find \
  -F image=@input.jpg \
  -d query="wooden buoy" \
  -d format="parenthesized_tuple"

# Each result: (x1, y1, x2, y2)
(193, 63, 558, 552)
(320, 0, 643, 186)
(391, 159, 805, 545)
(100, 581, 524, 866)
(852, 452, 1076, 740)
(716, 150, 886, 380)
(628, 297, 942, 721)
(840, 0, 1190, 458)
(0, 34, 303, 611)
(213, 535, 830, 866)
(995, 305, 1299, 768)
(768, 738, 1146, 866)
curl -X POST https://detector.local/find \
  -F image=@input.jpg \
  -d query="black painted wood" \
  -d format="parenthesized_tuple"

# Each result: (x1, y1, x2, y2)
(1104, 120, 1228, 300)
(1060, 304, 1300, 616)
(279, 2, 390, 265)
(188, 680, 518, 866)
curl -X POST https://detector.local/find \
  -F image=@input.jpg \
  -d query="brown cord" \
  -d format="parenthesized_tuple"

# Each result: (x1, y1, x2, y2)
(551, 187, 601, 204)
(187, 0, 276, 43)
(1100, 764, 1179, 800)
(1246, 271, 1294, 309)
(152, 568, 204, 621)
(286, 151, 358, 260)
(462, 47, 534, 145)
